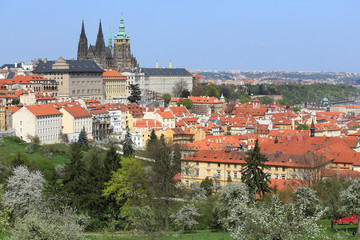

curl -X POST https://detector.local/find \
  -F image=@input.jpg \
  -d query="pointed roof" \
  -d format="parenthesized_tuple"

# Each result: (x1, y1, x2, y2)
(114, 14, 130, 40)
(108, 25, 112, 47)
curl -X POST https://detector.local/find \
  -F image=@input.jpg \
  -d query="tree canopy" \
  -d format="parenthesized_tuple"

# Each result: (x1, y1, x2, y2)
(128, 84, 141, 103)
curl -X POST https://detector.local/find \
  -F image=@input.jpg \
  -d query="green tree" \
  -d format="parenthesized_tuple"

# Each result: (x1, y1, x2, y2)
(148, 135, 181, 231)
(7, 153, 28, 168)
(296, 123, 309, 130)
(177, 98, 193, 110)
(128, 83, 141, 103)
(180, 89, 191, 98)
(122, 130, 134, 157)
(62, 142, 87, 209)
(240, 96, 252, 103)
(241, 139, 271, 198)
(292, 107, 301, 112)
(104, 144, 122, 180)
(205, 84, 220, 98)
(78, 127, 88, 148)
(200, 177, 214, 197)
(103, 157, 150, 214)
(162, 93, 171, 107)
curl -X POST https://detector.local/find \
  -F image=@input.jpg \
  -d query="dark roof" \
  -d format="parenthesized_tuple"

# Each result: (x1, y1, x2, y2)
(141, 68, 192, 77)
(1, 63, 21, 69)
(33, 60, 104, 73)
(6, 72, 15, 79)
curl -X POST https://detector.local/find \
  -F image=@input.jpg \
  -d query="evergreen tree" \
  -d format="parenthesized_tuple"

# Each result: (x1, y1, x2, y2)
(148, 134, 181, 231)
(200, 177, 214, 197)
(62, 142, 87, 208)
(241, 139, 271, 198)
(123, 130, 134, 158)
(78, 127, 88, 148)
(104, 145, 122, 180)
(128, 84, 141, 103)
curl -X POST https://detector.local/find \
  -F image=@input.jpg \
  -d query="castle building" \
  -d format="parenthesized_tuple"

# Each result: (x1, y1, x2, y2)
(77, 16, 138, 70)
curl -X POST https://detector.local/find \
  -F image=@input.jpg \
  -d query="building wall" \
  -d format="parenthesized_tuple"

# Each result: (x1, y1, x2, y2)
(35, 114, 62, 144)
(70, 73, 104, 102)
(0, 102, 5, 131)
(143, 75, 193, 95)
(12, 107, 36, 142)
(104, 77, 127, 100)
(60, 109, 75, 135)
(41, 72, 70, 100)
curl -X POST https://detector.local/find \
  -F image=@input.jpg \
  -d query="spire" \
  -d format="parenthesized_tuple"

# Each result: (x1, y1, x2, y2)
(95, 19, 106, 63)
(108, 25, 112, 48)
(310, 119, 315, 137)
(169, 60, 172, 68)
(155, 60, 159, 68)
(114, 13, 130, 40)
(77, 20, 88, 60)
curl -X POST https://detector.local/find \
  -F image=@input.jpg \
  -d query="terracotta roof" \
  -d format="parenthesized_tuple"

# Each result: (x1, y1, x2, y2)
(103, 69, 127, 78)
(133, 120, 162, 128)
(25, 104, 62, 117)
(62, 105, 92, 118)
(157, 111, 175, 119)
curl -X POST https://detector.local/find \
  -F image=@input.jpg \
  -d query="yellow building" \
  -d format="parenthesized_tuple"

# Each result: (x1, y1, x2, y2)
(142, 128, 174, 147)
(103, 69, 127, 100)
(0, 101, 6, 131)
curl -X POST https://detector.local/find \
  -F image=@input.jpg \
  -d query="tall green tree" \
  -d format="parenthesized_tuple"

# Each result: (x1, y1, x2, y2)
(205, 84, 220, 98)
(128, 84, 141, 103)
(200, 177, 214, 197)
(123, 130, 135, 158)
(162, 94, 171, 107)
(103, 157, 150, 214)
(78, 127, 88, 148)
(241, 139, 271, 198)
(62, 142, 87, 209)
(177, 99, 193, 110)
(148, 135, 181, 231)
(104, 145, 122, 180)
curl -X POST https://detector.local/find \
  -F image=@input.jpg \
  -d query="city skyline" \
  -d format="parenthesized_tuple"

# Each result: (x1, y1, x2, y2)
(1, 0, 360, 72)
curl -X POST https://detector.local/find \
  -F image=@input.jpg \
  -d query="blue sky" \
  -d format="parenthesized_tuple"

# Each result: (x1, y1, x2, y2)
(1, 0, 360, 72)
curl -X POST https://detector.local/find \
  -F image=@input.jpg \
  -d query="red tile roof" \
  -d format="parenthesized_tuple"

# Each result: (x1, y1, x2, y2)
(25, 104, 62, 117)
(62, 105, 92, 118)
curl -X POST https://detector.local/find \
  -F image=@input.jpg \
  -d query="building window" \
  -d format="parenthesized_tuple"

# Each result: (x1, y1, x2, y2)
(227, 172, 230, 178)
(275, 167, 278, 171)
(227, 164, 231, 168)
(185, 181, 189, 187)
(217, 171, 221, 177)
(196, 162, 199, 166)
(196, 170, 199, 176)
(234, 172, 237, 178)
(207, 163, 210, 167)
(282, 167, 286, 172)
(281, 175, 285, 180)
(217, 163, 221, 168)
(275, 175, 278, 179)
(234, 164, 237, 169)
(20, 121, 22, 125)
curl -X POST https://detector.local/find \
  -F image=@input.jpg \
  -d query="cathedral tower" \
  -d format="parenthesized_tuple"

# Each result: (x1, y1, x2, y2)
(95, 20, 106, 66)
(77, 20, 88, 60)
(113, 15, 137, 69)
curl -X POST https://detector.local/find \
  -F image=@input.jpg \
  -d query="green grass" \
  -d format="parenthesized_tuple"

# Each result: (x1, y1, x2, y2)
(84, 230, 232, 240)
(316, 219, 359, 240)
(0, 138, 70, 166)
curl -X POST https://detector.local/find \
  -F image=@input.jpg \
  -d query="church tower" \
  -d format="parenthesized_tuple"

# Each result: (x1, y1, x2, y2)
(113, 14, 137, 69)
(77, 20, 88, 60)
(95, 20, 106, 66)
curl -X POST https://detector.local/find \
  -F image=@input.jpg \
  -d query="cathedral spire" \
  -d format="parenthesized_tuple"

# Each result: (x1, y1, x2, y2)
(114, 14, 130, 40)
(95, 19, 106, 65)
(310, 118, 315, 137)
(108, 25, 112, 48)
(77, 20, 88, 60)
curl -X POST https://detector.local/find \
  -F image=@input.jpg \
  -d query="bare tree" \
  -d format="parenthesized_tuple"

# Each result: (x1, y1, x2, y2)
(172, 79, 189, 97)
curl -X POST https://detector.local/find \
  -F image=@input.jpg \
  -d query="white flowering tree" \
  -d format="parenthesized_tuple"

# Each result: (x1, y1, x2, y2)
(292, 186, 320, 216)
(171, 204, 200, 233)
(2, 166, 45, 214)
(229, 195, 324, 240)
(340, 179, 360, 234)
(187, 182, 207, 201)
(7, 204, 88, 240)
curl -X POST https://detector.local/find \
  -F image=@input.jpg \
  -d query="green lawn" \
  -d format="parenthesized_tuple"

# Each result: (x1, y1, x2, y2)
(316, 219, 359, 240)
(0, 138, 70, 166)
(84, 230, 232, 240)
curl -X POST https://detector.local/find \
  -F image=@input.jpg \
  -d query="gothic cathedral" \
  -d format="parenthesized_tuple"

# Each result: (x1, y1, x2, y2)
(77, 16, 138, 70)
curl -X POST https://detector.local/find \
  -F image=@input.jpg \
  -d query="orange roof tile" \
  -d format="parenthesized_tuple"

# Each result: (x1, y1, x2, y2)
(25, 104, 62, 117)
(62, 105, 92, 118)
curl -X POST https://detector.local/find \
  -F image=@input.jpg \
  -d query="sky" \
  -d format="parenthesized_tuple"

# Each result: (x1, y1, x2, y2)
(1, 0, 360, 72)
